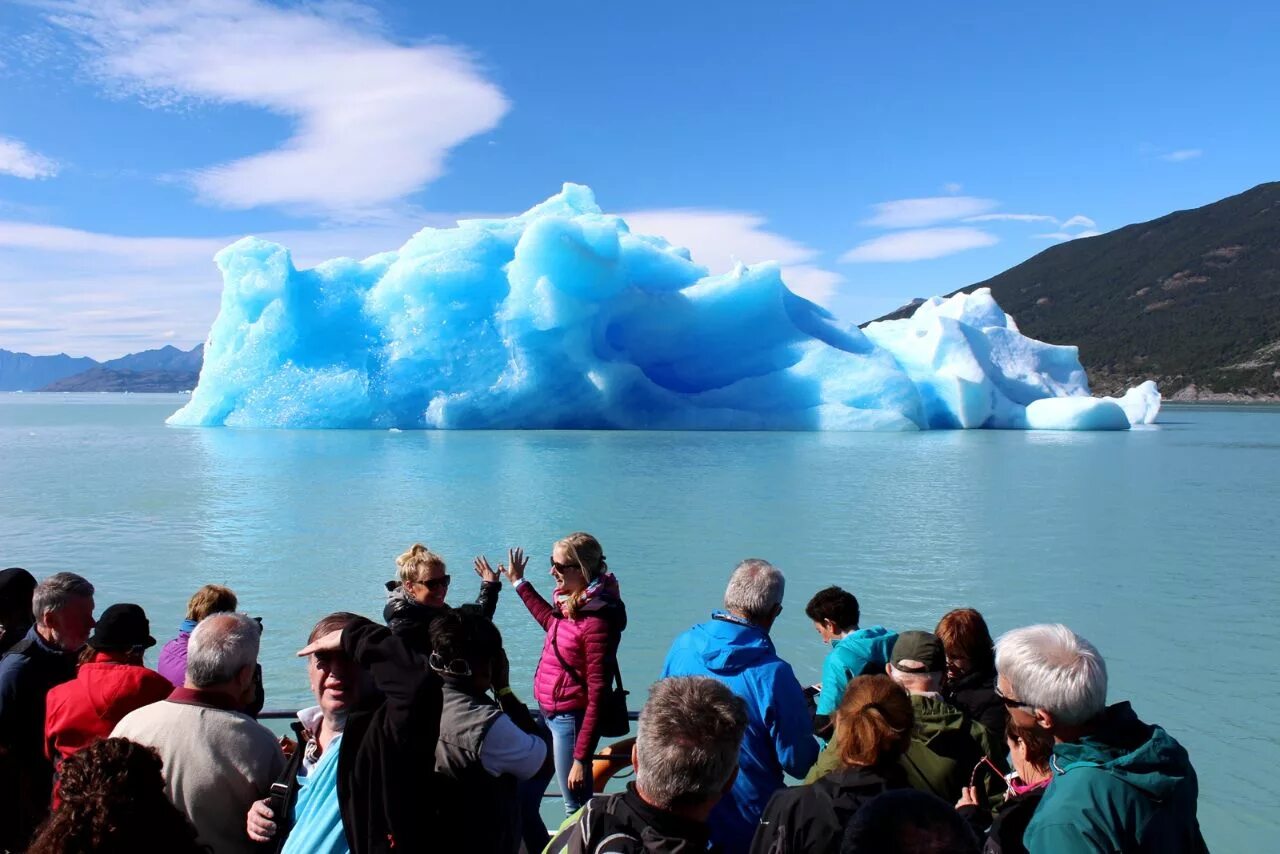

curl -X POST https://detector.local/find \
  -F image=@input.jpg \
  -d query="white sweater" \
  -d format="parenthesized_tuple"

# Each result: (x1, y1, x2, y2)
(112, 698, 284, 854)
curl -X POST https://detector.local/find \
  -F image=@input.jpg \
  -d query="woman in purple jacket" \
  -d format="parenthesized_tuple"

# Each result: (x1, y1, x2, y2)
(157, 584, 237, 687)
(485, 533, 626, 815)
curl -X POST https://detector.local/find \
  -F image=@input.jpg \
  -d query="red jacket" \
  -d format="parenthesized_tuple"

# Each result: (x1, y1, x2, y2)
(517, 573, 625, 762)
(44, 652, 173, 766)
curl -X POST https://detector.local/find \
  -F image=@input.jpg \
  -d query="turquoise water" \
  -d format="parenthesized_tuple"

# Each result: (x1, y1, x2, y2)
(1, 394, 1276, 849)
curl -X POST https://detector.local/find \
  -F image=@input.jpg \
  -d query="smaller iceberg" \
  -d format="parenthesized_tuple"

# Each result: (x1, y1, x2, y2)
(169, 184, 1159, 432)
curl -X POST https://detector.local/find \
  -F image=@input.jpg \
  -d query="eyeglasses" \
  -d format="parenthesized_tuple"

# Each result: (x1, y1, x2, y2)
(428, 653, 473, 678)
(417, 575, 451, 591)
(994, 685, 1036, 711)
(969, 755, 1009, 791)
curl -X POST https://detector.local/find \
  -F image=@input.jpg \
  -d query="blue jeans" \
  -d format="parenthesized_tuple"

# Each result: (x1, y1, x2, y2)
(545, 708, 591, 814)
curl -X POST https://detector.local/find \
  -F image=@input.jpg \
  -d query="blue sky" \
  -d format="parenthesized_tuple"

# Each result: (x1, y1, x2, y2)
(1, 0, 1277, 358)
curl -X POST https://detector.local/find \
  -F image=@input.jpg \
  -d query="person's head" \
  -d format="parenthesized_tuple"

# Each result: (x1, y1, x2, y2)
(723, 559, 784, 629)
(841, 789, 979, 854)
(0, 567, 37, 629)
(396, 543, 449, 608)
(550, 532, 606, 596)
(32, 572, 96, 652)
(805, 586, 860, 643)
(833, 675, 914, 770)
(886, 630, 946, 694)
(185, 612, 261, 705)
(428, 607, 504, 692)
(1005, 717, 1055, 783)
(995, 623, 1107, 733)
(28, 737, 201, 854)
(633, 676, 748, 819)
(184, 584, 238, 623)
(86, 603, 156, 663)
(307, 612, 362, 719)
(935, 608, 995, 683)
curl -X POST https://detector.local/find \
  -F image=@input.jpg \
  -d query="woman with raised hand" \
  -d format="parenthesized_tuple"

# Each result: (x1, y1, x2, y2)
(751, 675, 914, 854)
(484, 533, 627, 817)
(382, 542, 501, 654)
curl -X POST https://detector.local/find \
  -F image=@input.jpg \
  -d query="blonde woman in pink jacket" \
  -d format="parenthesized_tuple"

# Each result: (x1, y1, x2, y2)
(484, 533, 627, 816)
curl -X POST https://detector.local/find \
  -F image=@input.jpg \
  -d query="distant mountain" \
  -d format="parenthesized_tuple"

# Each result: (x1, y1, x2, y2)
(866, 182, 1280, 398)
(39, 367, 199, 393)
(103, 343, 203, 373)
(0, 343, 203, 392)
(0, 350, 98, 392)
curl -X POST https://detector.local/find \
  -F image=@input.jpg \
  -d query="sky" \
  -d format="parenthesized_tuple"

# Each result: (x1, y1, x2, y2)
(1, 0, 1277, 359)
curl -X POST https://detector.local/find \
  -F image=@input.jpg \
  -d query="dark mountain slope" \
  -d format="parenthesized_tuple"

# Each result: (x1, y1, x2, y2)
(866, 182, 1280, 397)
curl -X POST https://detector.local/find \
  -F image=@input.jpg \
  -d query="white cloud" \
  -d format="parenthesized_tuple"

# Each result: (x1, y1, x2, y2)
(840, 227, 998, 263)
(862, 196, 998, 229)
(941, 182, 963, 194)
(1059, 214, 1097, 230)
(0, 135, 59, 179)
(1160, 148, 1202, 162)
(963, 213, 1058, 224)
(1034, 229, 1102, 242)
(620, 209, 843, 305)
(45, 0, 509, 217)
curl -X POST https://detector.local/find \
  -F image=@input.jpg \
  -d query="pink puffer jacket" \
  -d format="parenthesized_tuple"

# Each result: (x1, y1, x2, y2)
(516, 573, 626, 762)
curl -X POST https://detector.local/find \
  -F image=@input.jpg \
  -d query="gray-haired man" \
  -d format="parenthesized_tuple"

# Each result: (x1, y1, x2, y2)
(546, 676, 748, 852)
(996, 623, 1206, 853)
(0, 571, 96, 850)
(114, 612, 283, 854)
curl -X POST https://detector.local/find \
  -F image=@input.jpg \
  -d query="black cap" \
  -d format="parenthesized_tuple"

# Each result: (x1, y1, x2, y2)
(891, 631, 946, 674)
(0, 567, 37, 606)
(88, 603, 156, 651)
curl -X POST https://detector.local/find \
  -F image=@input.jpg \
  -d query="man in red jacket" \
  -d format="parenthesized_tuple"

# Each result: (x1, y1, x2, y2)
(45, 602, 172, 771)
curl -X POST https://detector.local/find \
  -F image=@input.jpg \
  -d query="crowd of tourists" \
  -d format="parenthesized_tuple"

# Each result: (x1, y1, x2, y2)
(0, 540, 1208, 854)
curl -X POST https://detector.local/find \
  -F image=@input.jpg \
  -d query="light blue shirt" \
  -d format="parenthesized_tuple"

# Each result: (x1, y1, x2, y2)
(282, 731, 347, 854)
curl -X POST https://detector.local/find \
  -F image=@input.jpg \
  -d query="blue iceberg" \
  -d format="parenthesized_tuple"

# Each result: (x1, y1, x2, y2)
(168, 184, 1159, 431)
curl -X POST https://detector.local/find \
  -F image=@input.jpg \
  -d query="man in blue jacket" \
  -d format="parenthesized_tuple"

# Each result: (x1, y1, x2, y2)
(662, 559, 818, 854)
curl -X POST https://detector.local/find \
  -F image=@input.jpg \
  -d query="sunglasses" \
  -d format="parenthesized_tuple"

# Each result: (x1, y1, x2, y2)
(429, 653, 473, 678)
(550, 558, 580, 573)
(994, 685, 1036, 711)
(415, 575, 451, 591)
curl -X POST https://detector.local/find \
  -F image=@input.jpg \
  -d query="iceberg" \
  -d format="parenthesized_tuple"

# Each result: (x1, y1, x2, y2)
(168, 184, 1159, 431)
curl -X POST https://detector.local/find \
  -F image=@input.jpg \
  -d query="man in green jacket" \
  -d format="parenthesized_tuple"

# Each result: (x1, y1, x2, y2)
(995, 624, 1207, 853)
(805, 631, 1004, 811)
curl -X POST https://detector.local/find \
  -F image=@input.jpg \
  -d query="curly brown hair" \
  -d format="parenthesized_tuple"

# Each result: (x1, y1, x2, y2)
(28, 738, 207, 854)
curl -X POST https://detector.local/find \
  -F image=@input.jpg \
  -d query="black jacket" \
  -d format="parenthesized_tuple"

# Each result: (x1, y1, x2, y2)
(382, 580, 501, 655)
(546, 784, 717, 853)
(750, 764, 908, 854)
(943, 668, 1006, 737)
(959, 786, 1046, 854)
(0, 629, 78, 850)
(338, 617, 443, 854)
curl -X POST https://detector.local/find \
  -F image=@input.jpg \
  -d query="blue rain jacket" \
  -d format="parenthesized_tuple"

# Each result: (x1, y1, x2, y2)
(661, 612, 818, 854)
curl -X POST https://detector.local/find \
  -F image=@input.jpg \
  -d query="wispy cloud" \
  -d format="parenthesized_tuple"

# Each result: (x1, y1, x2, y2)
(941, 182, 963, 194)
(0, 135, 59, 179)
(44, 0, 509, 218)
(1059, 214, 1097, 230)
(620, 209, 843, 305)
(862, 196, 998, 229)
(840, 227, 998, 263)
(963, 213, 1058, 224)
(1160, 148, 1203, 163)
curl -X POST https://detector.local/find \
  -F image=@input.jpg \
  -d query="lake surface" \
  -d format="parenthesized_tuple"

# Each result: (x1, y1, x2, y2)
(1, 393, 1276, 848)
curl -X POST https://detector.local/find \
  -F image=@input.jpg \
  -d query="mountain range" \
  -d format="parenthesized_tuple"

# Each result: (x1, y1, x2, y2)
(0, 344, 203, 392)
(868, 181, 1280, 400)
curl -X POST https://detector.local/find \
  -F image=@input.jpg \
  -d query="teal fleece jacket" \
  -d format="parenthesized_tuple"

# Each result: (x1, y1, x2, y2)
(1025, 702, 1207, 854)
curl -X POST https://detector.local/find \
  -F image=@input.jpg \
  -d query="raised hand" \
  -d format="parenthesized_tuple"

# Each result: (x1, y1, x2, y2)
(499, 547, 527, 585)
(297, 629, 342, 658)
(473, 555, 500, 584)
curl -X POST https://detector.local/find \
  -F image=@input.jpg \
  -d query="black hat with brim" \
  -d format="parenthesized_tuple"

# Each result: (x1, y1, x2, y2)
(88, 603, 156, 651)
